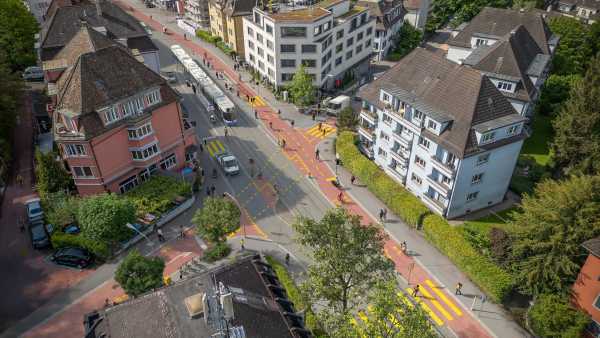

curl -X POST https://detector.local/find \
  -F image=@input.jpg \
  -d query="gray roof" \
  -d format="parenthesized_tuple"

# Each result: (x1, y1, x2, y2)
(448, 7, 554, 55)
(40, 1, 147, 60)
(52, 24, 118, 68)
(463, 25, 542, 102)
(578, 0, 600, 10)
(582, 237, 600, 257)
(359, 48, 520, 158)
(223, 0, 257, 17)
(357, 0, 405, 30)
(84, 255, 310, 338)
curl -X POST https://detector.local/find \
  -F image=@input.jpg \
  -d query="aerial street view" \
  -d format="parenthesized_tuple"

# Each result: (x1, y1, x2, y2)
(1, 0, 599, 336)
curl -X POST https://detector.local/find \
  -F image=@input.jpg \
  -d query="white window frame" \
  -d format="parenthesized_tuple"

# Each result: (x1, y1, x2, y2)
(64, 144, 87, 157)
(147, 90, 161, 106)
(382, 113, 392, 125)
(471, 173, 484, 185)
(414, 155, 426, 168)
(119, 175, 139, 193)
(466, 191, 479, 202)
(507, 125, 519, 136)
(127, 123, 153, 140)
(379, 131, 390, 142)
(481, 131, 496, 144)
(428, 120, 437, 130)
(418, 136, 431, 149)
(104, 106, 119, 124)
(160, 153, 177, 170)
(476, 153, 490, 166)
(130, 143, 160, 161)
(411, 173, 422, 185)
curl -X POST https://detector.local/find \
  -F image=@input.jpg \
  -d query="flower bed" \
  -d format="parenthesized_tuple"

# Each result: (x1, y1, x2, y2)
(125, 176, 191, 217)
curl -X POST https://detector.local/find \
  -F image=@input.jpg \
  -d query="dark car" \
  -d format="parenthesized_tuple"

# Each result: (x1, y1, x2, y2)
(50, 247, 93, 269)
(29, 221, 51, 249)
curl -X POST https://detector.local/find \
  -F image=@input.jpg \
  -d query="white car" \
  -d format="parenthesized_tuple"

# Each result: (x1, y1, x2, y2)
(25, 198, 43, 222)
(216, 153, 240, 176)
(22, 66, 44, 81)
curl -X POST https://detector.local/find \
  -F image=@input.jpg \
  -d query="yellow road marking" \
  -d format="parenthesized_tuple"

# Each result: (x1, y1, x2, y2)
(358, 310, 369, 323)
(425, 280, 463, 316)
(216, 140, 225, 152)
(325, 176, 337, 181)
(419, 285, 454, 321)
(306, 124, 336, 139)
(406, 288, 444, 326)
(207, 142, 216, 156)
(397, 292, 414, 308)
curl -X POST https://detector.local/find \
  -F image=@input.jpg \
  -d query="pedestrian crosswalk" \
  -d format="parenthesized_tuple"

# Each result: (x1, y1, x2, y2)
(305, 123, 336, 139)
(251, 95, 267, 107)
(205, 139, 225, 157)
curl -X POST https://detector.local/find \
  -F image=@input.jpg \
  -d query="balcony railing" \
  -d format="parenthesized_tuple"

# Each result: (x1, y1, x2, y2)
(422, 193, 446, 215)
(426, 175, 451, 197)
(430, 155, 456, 177)
(390, 148, 408, 164)
(360, 108, 377, 120)
(358, 125, 375, 140)
(392, 129, 412, 147)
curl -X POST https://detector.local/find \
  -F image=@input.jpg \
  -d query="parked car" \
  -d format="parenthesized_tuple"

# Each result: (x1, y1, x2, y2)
(63, 223, 80, 235)
(22, 66, 44, 81)
(25, 198, 43, 222)
(50, 247, 93, 269)
(28, 221, 51, 249)
(216, 152, 240, 176)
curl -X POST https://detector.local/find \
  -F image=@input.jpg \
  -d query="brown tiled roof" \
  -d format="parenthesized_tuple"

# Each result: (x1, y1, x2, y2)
(52, 25, 117, 68)
(578, 0, 600, 10)
(582, 237, 600, 258)
(448, 7, 553, 55)
(359, 48, 519, 158)
(357, 0, 404, 30)
(464, 25, 541, 102)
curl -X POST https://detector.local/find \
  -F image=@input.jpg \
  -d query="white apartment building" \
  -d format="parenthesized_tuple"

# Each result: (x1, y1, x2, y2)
(358, 0, 404, 61)
(358, 48, 527, 218)
(184, 0, 210, 29)
(242, 0, 375, 88)
(403, 0, 431, 30)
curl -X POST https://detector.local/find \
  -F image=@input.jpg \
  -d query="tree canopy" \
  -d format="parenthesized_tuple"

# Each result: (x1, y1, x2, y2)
(337, 107, 359, 131)
(115, 249, 165, 297)
(548, 17, 592, 76)
(536, 74, 581, 117)
(0, 0, 38, 71)
(0, 51, 24, 184)
(34, 149, 74, 200)
(77, 193, 136, 245)
(529, 294, 589, 338)
(293, 207, 394, 315)
(389, 23, 422, 61)
(193, 196, 240, 244)
(426, 0, 511, 32)
(288, 65, 315, 106)
(551, 55, 600, 176)
(509, 175, 600, 296)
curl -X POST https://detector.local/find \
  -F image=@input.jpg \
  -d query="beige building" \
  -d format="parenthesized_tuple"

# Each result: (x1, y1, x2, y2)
(209, 0, 256, 59)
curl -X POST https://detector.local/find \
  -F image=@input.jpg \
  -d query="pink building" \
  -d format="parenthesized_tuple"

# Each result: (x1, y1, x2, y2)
(50, 26, 197, 195)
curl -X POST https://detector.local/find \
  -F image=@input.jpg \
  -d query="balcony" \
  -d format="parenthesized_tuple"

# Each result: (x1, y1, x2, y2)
(430, 155, 456, 178)
(390, 148, 408, 165)
(392, 129, 412, 148)
(360, 109, 377, 124)
(358, 124, 375, 141)
(422, 193, 446, 215)
(387, 163, 407, 180)
(426, 175, 451, 197)
(359, 142, 374, 159)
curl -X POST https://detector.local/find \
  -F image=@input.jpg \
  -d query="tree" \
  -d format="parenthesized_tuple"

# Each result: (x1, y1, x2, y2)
(551, 55, 600, 176)
(293, 207, 394, 315)
(529, 294, 589, 338)
(548, 17, 591, 76)
(509, 175, 600, 296)
(34, 149, 74, 200)
(425, 0, 511, 32)
(0, 51, 24, 184)
(337, 107, 358, 131)
(389, 23, 422, 60)
(77, 194, 136, 245)
(115, 249, 165, 297)
(536, 74, 581, 116)
(288, 64, 315, 106)
(44, 191, 80, 226)
(193, 196, 240, 244)
(0, 0, 38, 71)
(587, 21, 600, 58)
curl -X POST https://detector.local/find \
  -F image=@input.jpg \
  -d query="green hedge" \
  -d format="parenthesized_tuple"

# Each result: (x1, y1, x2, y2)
(336, 131, 514, 302)
(202, 242, 231, 262)
(196, 30, 221, 44)
(336, 132, 428, 226)
(423, 214, 513, 302)
(51, 232, 110, 261)
(125, 176, 191, 216)
(265, 256, 326, 337)
(216, 41, 234, 56)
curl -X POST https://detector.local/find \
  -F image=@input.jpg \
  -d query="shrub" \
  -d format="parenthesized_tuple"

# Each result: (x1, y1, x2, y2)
(125, 176, 191, 216)
(43, 191, 79, 227)
(34, 149, 73, 200)
(422, 214, 514, 302)
(196, 30, 221, 44)
(115, 249, 165, 297)
(193, 197, 241, 244)
(489, 227, 511, 266)
(336, 132, 429, 226)
(216, 40, 234, 55)
(529, 294, 589, 338)
(202, 242, 231, 262)
(77, 193, 136, 245)
(265, 256, 326, 337)
(51, 232, 110, 260)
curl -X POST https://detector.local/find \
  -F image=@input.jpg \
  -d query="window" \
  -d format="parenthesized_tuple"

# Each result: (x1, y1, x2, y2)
(280, 44, 296, 53)
(418, 136, 430, 149)
(119, 175, 139, 193)
(335, 56, 342, 66)
(346, 37, 353, 47)
(265, 24, 273, 35)
(466, 191, 479, 201)
(413, 110, 423, 120)
(336, 30, 344, 39)
(471, 173, 484, 185)
(281, 27, 306, 37)
(131, 143, 159, 161)
(414, 155, 426, 167)
(360, 13, 367, 24)
(335, 43, 343, 53)
(72, 166, 93, 178)
(497, 81, 513, 91)
(365, 39, 371, 48)
(378, 147, 387, 158)
(481, 131, 496, 143)
(594, 294, 600, 310)
(314, 25, 322, 35)
(127, 123, 153, 140)
(356, 45, 362, 53)
(442, 175, 451, 185)
(382, 113, 392, 125)
(346, 50, 353, 60)
(247, 27, 253, 36)
(302, 59, 316, 67)
(160, 153, 177, 170)
(64, 144, 86, 156)
(411, 173, 422, 185)
(366, 27, 373, 35)
(379, 131, 390, 142)
(257, 47, 264, 57)
(104, 106, 119, 123)
(249, 53, 255, 62)
(254, 12, 261, 25)
(428, 120, 437, 130)
(382, 93, 389, 102)
(281, 59, 296, 67)
(256, 33, 263, 43)
(507, 125, 519, 135)
(267, 54, 274, 65)
(476, 153, 490, 166)
(258, 60, 265, 70)
(282, 73, 294, 81)
(146, 90, 161, 105)
(302, 44, 317, 53)
(357, 32, 363, 41)
(268, 68, 274, 77)
(475, 38, 487, 46)
(324, 21, 331, 31)
(248, 40, 254, 50)
(266, 40, 273, 50)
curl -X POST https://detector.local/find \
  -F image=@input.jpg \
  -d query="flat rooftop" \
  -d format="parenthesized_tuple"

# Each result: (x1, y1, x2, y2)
(268, 6, 331, 22)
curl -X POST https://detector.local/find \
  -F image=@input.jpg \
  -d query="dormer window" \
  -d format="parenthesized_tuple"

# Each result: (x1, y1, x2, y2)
(414, 110, 423, 120)
(382, 92, 390, 103)
(104, 106, 119, 124)
(497, 81, 512, 91)
(475, 38, 487, 46)
(481, 131, 496, 143)
(506, 124, 519, 136)
(147, 90, 161, 105)
(428, 120, 438, 130)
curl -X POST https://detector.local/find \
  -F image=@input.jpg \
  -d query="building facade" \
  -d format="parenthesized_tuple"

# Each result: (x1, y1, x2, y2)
(184, 0, 210, 29)
(556, 0, 599, 24)
(208, 0, 255, 59)
(358, 48, 526, 218)
(358, 0, 404, 61)
(48, 29, 197, 196)
(403, 0, 430, 29)
(572, 238, 600, 337)
(242, 0, 375, 88)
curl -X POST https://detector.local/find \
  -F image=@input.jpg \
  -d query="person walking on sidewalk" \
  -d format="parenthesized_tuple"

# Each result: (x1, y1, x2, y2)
(16, 174, 23, 186)
(337, 192, 344, 203)
(379, 208, 385, 222)
(269, 121, 273, 129)
(224, 127, 229, 138)
(285, 253, 290, 265)
(157, 228, 165, 242)
(211, 185, 216, 195)
(254, 110, 258, 119)
(350, 175, 356, 185)
(318, 122, 322, 131)
(312, 111, 316, 121)
(455, 282, 463, 295)
(206, 186, 211, 196)
(383, 208, 388, 221)
(290, 120, 295, 128)
(412, 284, 420, 297)
(315, 149, 320, 160)
(240, 238, 245, 250)
(280, 139, 286, 149)
(401, 241, 407, 254)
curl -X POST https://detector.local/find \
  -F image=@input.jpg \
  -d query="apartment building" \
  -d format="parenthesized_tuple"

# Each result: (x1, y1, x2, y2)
(209, 0, 255, 59)
(38, 0, 161, 73)
(572, 237, 600, 337)
(556, 0, 599, 23)
(358, 48, 527, 218)
(242, 0, 375, 88)
(49, 26, 197, 195)
(403, 0, 431, 29)
(357, 0, 404, 61)
(183, 0, 210, 29)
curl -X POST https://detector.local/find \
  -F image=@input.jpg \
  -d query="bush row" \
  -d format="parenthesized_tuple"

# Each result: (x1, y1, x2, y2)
(265, 256, 326, 337)
(51, 232, 110, 261)
(196, 30, 221, 44)
(336, 132, 428, 225)
(125, 176, 191, 216)
(336, 131, 514, 302)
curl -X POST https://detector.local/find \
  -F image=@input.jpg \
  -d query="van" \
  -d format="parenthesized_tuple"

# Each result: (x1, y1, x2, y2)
(22, 66, 44, 81)
(323, 95, 350, 116)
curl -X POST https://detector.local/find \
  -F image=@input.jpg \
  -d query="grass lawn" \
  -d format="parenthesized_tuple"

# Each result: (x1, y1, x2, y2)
(520, 113, 553, 166)
(461, 207, 519, 240)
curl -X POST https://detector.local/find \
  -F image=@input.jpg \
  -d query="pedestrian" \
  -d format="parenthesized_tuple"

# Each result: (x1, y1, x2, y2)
(18, 216, 25, 233)
(180, 225, 186, 238)
(224, 127, 229, 137)
(285, 253, 290, 265)
(203, 138, 207, 146)
(206, 186, 211, 196)
(290, 120, 295, 128)
(350, 175, 356, 185)
(383, 208, 388, 220)
(312, 111, 316, 121)
(269, 121, 273, 129)
(192, 84, 197, 94)
(338, 191, 344, 203)
(412, 284, 420, 297)
(322, 128, 327, 137)
(318, 122, 322, 131)
(157, 228, 165, 242)
(183, 33, 186, 40)
(281, 139, 286, 148)
(16, 174, 23, 186)
(455, 282, 463, 295)
(246, 94, 250, 101)
(401, 241, 407, 254)
(315, 149, 320, 160)
(278, 109, 281, 115)
(379, 208, 385, 222)
(199, 143, 203, 153)
(254, 110, 258, 119)
(240, 238, 245, 250)
(211, 185, 216, 195)
(236, 90, 239, 97)
(104, 298, 110, 308)
(179, 269, 183, 280)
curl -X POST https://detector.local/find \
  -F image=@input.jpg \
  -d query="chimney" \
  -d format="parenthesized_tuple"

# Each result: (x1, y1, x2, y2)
(95, 0, 102, 17)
